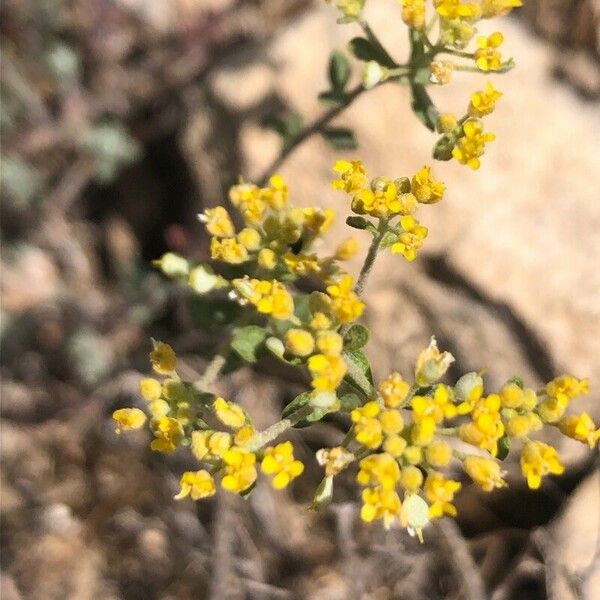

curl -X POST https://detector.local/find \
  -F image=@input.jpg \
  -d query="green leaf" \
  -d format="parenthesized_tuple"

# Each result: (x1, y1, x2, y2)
(318, 90, 348, 107)
(339, 392, 362, 411)
(379, 230, 399, 249)
(343, 323, 370, 351)
(348, 37, 397, 68)
(329, 50, 351, 91)
(311, 475, 334, 510)
(294, 294, 312, 323)
(189, 296, 243, 332)
(261, 112, 304, 149)
(410, 82, 438, 132)
(343, 349, 375, 397)
(507, 376, 524, 389)
(497, 435, 511, 461)
(322, 127, 357, 150)
(346, 215, 376, 232)
(231, 325, 268, 363)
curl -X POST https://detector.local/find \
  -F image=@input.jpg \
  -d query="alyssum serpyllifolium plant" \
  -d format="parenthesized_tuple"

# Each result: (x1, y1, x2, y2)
(113, 0, 598, 542)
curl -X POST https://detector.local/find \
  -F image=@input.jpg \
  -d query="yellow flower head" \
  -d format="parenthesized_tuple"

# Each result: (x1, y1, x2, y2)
(425, 440, 453, 468)
(258, 248, 277, 270)
(113, 408, 147, 433)
(499, 383, 537, 410)
(261, 441, 305, 489)
(506, 412, 542, 438)
(352, 401, 383, 449)
(310, 311, 332, 331)
(233, 278, 295, 320)
(221, 447, 257, 493)
(469, 82, 503, 117)
(285, 329, 315, 357)
(435, 0, 481, 20)
(463, 456, 507, 491)
(361, 487, 402, 529)
(308, 353, 347, 391)
(384, 434, 408, 457)
(150, 416, 184, 453)
(400, 465, 424, 492)
(326, 275, 364, 324)
(237, 227, 262, 251)
(459, 393, 504, 455)
(520, 441, 564, 490)
(430, 60, 454, 85)
(283, 253, 320, 277)
(352, 179, 403, 218)
(175, 470, 216, 500)
(424, 472, 461, 517)
(400, 0, 426, 29)
(475, 32, 504, 72)
(357, 452, 401, 490)
(316, 331, 343, 356)
(481, 0, 522, 18)
(391, 215, 428, 261)
(332, 160, 367, 194)
(214, 397, 246, 430)
(210, 237, 249, 265)
(150, 341, 177, 375)
(404, 445, 424, 465)
(545, 375, 589, 404)
(229, 182, 266, 225)
(200, 206, 235, 238)
(411, 166, 445, 204)
(452, 118, 495, 170)
(139, 378, 162, 402)
(260, 174, 288, 210)
(437, 112, 458, 133)
(317, 446, 354, 476)
(327, 0, 365, 21)
(559, 413, 599, 449)
(379, 408, 405, 436)
(379, 372, 411, 408)
(303, 207, 336, 237)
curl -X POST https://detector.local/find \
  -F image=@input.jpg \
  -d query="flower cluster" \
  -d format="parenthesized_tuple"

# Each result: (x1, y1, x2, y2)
(333, 161, 444, 262)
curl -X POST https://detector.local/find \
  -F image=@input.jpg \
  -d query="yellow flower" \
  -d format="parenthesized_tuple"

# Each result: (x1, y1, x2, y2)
(537, 395, 569, 423)
(379, 409, 405, 436)
(463, 456, 507, 491)
(468, 82, 503, 117)
(260, 174, 288, 210)
(459, 394, 504, 455)
(481, 0, 522, 18)
(261, 441, 305, 489)
(452, 118, 495, 170)
(331, 160, 367, 194)
(234, 425, 256, 448)
(425, 440, 453, 467)
(284, 253, 320, 277)
(379, 372, 411, 408)
(214, 397, 246, 430)
(475, 32, 504, 72)
(150, 341, 177, 375)
(404, 445, 423, 465)
(139, 378, 162, 402)
(208, 431, 233, 457)
(520, 441, 564, 490)
(384, 434, 408, 457)
(400, 0, 426, 29)
(200, 206, 235, 238)
(424, 473, 461, 517)
(437, 112, 458, 133)
(229, 182, 266, 225)
(233, 278, 295, 320)
(327, 0, 365, 21)
(411, 386, 456, 434)
(357, 452, 401, 490)
(210, 237, 249, 264)
(258, 248, 277, 270)
(191, 430, 210, 460)
(559, 413, 599, 449)
(411, 166, 445, 204)
(148, 399, 170, 419)
(310, 312, 332, 331)
(352, 401, 383, 449)
(284, 329, 315, 357)
(150, 416, 184, 453)
(326, 275, 364, 324)
(316, 331, 343, 356)
(303, 207, 336, 236)
(391, 215, 428, 261)
(335, 237, 359, 260)
(308, 353, 347, 391)
(505, 412, 542, 438)
(352, 179, 403, 218)
(360, 487, 402, 529)
(221, 447, 257, 493)
(113, 408, 147, 433)
(430, 60, 454, 85)
(545, 375, 589, 404)
(435, 0, 481, 19)
(237, 227, 261, 251)
(174, 470, 216, 500)
(499, 383, 537, 410)
(316, 446, 354, 476)
(400, 465, 424, 492)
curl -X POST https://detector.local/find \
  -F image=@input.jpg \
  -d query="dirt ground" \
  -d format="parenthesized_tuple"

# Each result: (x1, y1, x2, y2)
(1, 1, 599, 599)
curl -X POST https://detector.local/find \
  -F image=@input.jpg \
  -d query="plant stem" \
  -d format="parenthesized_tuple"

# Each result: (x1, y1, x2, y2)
(354, 219, 387, 297)
(194, 351, 229, 391)
(247, 403, 314, 451)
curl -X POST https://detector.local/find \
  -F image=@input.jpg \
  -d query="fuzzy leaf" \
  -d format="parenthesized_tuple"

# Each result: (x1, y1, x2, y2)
(322, 127, 357, 150)
(231, 325, 268, 363)
(410, 82, 438, 132)
(343, 323, 370, 351)
(348, 37, 398, 68)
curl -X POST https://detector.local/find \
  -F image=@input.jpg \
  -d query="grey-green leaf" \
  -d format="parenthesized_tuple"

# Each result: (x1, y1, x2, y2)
(343, 323, 370, 351)
(329, 50, 351, 91)
(231, 325, 268, 363)
(322, 127, 357, 150)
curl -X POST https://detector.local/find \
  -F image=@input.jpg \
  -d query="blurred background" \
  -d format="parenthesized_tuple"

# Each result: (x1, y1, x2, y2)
(1, 1, 599, 598)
